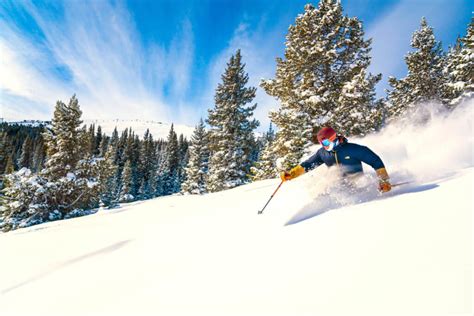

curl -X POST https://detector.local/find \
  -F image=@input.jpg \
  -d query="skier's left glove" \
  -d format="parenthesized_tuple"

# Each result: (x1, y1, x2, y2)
(376, 167, 391, 193)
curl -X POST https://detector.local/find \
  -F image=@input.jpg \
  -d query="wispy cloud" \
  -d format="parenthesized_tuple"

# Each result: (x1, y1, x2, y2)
(0, 0, 194, 122)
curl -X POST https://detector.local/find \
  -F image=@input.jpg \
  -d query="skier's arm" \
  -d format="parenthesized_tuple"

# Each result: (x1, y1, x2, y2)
(300, 150, 324, 171)
(352, 144, 391, 192)
(352, 144, 385, 170)
(281, 151, 324, 182)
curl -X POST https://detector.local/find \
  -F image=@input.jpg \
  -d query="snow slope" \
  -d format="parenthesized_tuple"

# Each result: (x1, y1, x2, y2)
(4, 119, 196, 140)
(0, 101, 472, 316)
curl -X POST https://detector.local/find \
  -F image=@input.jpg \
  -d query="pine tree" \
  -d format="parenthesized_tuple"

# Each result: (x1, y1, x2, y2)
(160, 124, 180, 195)
(251, 124, 278, 180)
(387, 17, 445, 119)
(261, 1, 382, 170)
(181, 119, 210, 194)
(0, 131, 8, 174)
(95, 125, 103, 156)
(119, 159, 134, 202)
(131, 134, 142, 197)
(138, 129, 155, 199)
(4, 155, 14, 174)
(87, 124, 96, 157)
(42, 95, 83, 180)
(18, 136, 33, 169)
(31, 136, 46, 172)
(177, 134, 189, 187)
(443, 18, 473, 106)
(98, 144, 118, 207)
(207, 50, 259, 192)
(151, 141, 165, 197)
(1, 95, 103, 230)
(98, 135, 109, 158)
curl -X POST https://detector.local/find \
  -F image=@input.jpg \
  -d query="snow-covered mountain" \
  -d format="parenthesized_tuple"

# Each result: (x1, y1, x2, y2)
(82, 119, 196, 139)
(0, 101, 472, 315)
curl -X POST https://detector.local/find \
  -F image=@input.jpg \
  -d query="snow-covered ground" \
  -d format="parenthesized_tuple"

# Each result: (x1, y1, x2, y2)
(0, 101, 472, 316)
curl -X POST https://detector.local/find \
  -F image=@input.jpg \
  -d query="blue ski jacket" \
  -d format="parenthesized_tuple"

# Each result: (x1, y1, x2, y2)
(300, 137, 385, 175)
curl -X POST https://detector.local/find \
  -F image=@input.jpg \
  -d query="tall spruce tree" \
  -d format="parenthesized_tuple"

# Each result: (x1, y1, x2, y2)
(42, 95, 83, 180)
(160, 124, 180, 195)
(207, 49, 259, 192)
(181, 119, 210, 194)
(443, 18, 473, 106)
(177, 134, 189, 187)
(95, 125, 103, 156)
(138, 129, 156, 199)
(251, 124, 278, 180)
(99, 144, 118, 207)
(261, 1, 382, 170)
(387, 17, 445, 119)
(119, 159, 134, 202)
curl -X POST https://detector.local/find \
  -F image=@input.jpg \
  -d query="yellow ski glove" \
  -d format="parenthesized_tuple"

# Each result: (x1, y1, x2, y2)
(280, 165, 305, 182)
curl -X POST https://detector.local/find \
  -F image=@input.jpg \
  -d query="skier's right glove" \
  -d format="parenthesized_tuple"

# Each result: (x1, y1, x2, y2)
(280, 165, 305, 182)
(376, 167, 392, 193)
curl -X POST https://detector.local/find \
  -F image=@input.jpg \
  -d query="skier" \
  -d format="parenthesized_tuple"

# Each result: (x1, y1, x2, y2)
(280, 126, 392, 193)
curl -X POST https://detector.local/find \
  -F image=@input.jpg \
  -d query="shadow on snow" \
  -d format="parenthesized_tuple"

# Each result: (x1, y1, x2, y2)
(285, 183, 438, 226)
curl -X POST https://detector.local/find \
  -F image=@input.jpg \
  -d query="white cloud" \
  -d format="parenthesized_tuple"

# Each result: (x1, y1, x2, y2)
(0, 0, 195, 123)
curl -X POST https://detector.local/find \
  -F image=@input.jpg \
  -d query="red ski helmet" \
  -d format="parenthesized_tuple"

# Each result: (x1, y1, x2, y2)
(313, 126, 337, 144)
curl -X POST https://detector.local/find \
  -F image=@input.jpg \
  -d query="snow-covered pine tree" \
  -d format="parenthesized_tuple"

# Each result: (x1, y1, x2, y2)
(98, 143, 118, 208)
(95, 125, 102, 156)
(207, 49, 259, 192)
(42, 95, 83, 180)
(251, 124, 278, 180)
(138, 129, 156, 199)
(87, 124, 96, 157)
(177, 134, 189, 188)
(119, 159, 134, 202)
(181, 119, 210, 194)
(1, 95, 105, 230)
(159, 124, 180, 195)
(98, 134, 109, 158)
(261, 1, 382, 170)
(1, 168, 49, 232)
(387, 17, 445, 119)
(443, 18, 473, 106)
(151, 140, 166, 197)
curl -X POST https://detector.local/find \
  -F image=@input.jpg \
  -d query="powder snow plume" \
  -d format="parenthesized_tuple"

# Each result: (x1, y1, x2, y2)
(363, 98, 473, 183)
(281, 97, 473, 224)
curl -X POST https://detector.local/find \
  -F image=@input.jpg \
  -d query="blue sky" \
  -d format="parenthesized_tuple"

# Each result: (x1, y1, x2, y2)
(0, 0, 472, 131)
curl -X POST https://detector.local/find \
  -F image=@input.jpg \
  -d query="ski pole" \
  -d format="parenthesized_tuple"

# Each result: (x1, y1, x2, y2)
(258, 180, 284, 215)
(391, 181, 414, 187)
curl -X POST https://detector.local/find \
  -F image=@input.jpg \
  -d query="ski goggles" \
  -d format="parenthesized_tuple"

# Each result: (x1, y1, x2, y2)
(321, 139, 332, 146)
(321, 135, 337, 146)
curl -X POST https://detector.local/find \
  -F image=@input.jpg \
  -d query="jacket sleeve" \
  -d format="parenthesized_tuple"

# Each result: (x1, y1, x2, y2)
(351, 144, 385, 170)
(300, 149, 324, 171)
